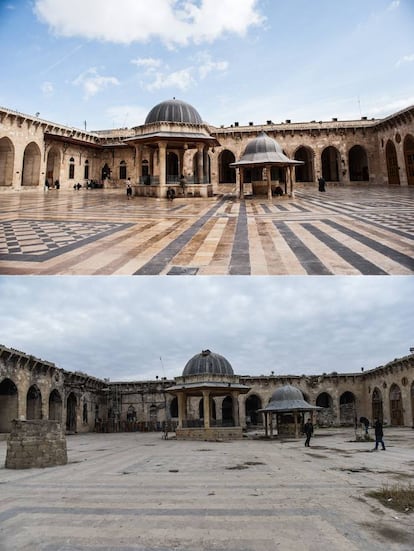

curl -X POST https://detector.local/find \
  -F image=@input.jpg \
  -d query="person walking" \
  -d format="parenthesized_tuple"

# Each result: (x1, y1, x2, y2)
(318, 176, 326, 192)
(303, 418, 314, 447)
(373, 418, 386, 450)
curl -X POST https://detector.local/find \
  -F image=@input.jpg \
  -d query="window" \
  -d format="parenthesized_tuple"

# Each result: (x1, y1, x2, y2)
(84, 160, 89, 180)
(119, 160, 127, 180)
(69, 157, 75, 179)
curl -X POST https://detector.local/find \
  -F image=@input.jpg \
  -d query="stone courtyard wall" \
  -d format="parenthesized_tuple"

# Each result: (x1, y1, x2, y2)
(5, 419, 67, 469)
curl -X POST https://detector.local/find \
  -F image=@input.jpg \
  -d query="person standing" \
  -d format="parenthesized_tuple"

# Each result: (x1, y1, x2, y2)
(318, 176, 326, 192)
(303, 418, 314, 447)
(126, 182, 132, 199)
(373, 418, 386, 450)
(360, 416, 369, 435)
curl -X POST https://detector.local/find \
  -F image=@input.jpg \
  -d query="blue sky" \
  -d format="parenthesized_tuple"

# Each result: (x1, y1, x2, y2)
(0, 0, 413, 130)
(0, 276, 412, 380)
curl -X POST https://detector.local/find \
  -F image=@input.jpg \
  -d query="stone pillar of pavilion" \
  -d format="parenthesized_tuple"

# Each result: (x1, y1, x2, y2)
(232, 391, 240, 426)
(203, 147, 209, 183)
(202, 389, 211, 429)
(179, 149, 185, 178)
(135, 145, 142, 185)
(197, 143, 204, 184)
(158, 141, 167, 196)
(177, 391, 187, 429)
(266, 165, 272, 200)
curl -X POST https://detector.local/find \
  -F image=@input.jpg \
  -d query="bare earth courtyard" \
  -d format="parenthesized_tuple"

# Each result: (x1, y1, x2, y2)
(0, 428, 413, 551)
(0, 185, 413, 275)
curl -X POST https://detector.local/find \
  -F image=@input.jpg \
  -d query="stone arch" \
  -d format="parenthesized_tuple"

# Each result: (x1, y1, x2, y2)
(321, 146, 340, 181)
(403, 134, 414, 186)
(385, 140, 400, 185)
(119, 160, 127, 180)
(0, 378, 18, 432)
(66, 392, 77, 432)
(245, 394, 262, 425)
(102, 163, 111, 180)
(348, 145, 369, 181)
(0, 136, 15, 187)
(126, 405, 136, 422)
(339, 391, 356, 425)
(316, 392, 334, 426)
(372, 387, 383, 422)
(48, 389, 62, 421)
(219, 150, 236, 183)
(22, 142, 41, 186)
(167, 152, 179, 179)
(169, 396, 178, 418)
(389, 383, 403, 426)
(26, 384, 42, 420)
(222, 395, 234, 425)
(294, 146, 314, 182)
(46, 146, 61, 187)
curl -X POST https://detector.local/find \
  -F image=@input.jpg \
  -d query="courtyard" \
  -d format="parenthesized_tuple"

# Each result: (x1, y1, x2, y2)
(0, 427, 413, 550)
(0, 184, 413, 276)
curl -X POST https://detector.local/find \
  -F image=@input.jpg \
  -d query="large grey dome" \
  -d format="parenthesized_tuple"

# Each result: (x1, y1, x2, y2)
(183, 349, 234, 377)
(145, 99, 203, 125)
(231, 131, 301, 166)
(270, 385, 304, 403)
(244, 132, 284, 157)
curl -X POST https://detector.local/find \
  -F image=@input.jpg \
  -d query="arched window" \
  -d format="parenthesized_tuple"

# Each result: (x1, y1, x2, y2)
(49, 389, 62, 421)
(27, 385, 42, 420)
(316, 392, 333, 408)
(372, 387, 383, 422)
(222, 396, 233, 425)
(245, 394, 262, 425)
(198, 397, 216, 420)
(294, 146, 314, 182)
(0, 137, 15, 187)
(84, 160, 89, 180)
(127, 405, 136, 422)
(389, 384, 403, 425)
(321, 146, 340, 181)
(219, 150, 236, 183)
(0, 378, 18, 432)
(339, 391, 356, 425)
(167, 152, 179, 180)
(66, 392, 77, 432)
(119, 160, 127, 180)
(348, 145, 369, 181)
(403, 134, 414, 186)
(385, 140, 400, 185)
(22, 142, 41, 186)
(68, 157, 75, 179)
(102, 163, 111, 180)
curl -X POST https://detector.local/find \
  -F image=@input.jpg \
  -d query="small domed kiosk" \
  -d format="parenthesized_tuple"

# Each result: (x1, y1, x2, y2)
(258, 384, 321, 438)
(125, 99, 220, 199)
(166, 349, 250, 440)
(230, 131, 303, 200)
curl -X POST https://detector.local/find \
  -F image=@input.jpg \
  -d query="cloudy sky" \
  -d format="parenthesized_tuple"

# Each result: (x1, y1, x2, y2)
(0, 0, 413, 129)
(0, 276, 412, 381)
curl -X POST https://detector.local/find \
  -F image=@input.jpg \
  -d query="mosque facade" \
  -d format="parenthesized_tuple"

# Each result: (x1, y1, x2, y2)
(1, 344, 413, 437)
(0, 100, 414, 195)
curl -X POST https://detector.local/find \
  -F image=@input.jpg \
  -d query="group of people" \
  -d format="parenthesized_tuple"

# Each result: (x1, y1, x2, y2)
(303, 417, 386, 450)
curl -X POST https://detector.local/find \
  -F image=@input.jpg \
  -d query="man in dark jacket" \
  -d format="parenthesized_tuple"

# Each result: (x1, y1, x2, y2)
(303, 418, 314, 447)
(374, 418, 386, 450)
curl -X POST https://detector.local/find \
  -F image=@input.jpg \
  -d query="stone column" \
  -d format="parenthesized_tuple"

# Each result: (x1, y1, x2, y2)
(232, 392, 240, 426)
(197, 143, 204, 184)
(269, 413, 274, 438)
(179, 149, 185, 178)
(203, 146, 209, 183)
(135, 145, 142, 184)
(177, 392, 186, 429)
(202, 390, 211, 429)
(263, 412, 268, 437)
(396, 143, 408, 186)
(237, 169, 242, 199)
(158, 141, 167, 196)
(266, 165, 272, 200)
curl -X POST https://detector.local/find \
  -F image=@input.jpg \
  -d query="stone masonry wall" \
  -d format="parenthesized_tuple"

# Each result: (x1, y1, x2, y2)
(5, 419, 67, 469)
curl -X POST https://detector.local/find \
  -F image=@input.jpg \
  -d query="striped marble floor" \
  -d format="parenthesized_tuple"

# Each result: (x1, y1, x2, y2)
(0, 185, 413, 275)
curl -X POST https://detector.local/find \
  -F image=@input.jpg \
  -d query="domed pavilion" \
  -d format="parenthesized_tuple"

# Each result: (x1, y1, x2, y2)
(230, 131, 303, 199)
(258, 384, 321, 438)
(166, 349, 250, 440)
(125, 98, 219, 198)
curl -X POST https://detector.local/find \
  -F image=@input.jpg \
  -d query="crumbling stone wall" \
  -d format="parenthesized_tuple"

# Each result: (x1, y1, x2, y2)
(5, 419, 67, 469)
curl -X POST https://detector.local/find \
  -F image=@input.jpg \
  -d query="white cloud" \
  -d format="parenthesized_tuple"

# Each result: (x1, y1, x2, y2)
(72, 68, 120, 99)
(196, 52, 228, 79)
(33, 0, 264, 46)
(146, 68, 195, 91)
(131, 57, 162, 70)
(396, 53, 414, 67)
(41, 81, 54, 97)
